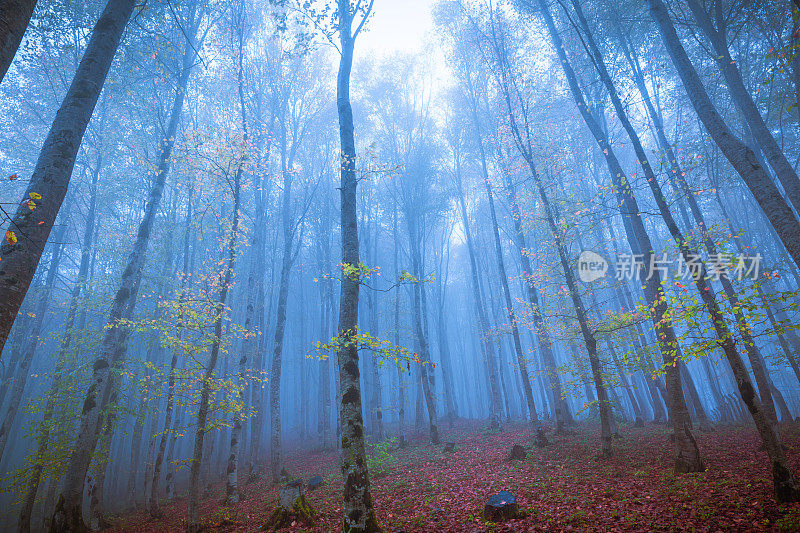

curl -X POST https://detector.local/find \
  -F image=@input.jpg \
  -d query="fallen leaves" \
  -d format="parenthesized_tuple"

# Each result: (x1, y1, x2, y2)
(109, 422, 800, 532)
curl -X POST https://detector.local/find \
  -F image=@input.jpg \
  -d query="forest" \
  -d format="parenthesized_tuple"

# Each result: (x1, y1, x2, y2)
(1, 0, 800, 531)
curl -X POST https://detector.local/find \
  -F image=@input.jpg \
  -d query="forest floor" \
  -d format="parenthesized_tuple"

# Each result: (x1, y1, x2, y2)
(111, 420, 800, 532)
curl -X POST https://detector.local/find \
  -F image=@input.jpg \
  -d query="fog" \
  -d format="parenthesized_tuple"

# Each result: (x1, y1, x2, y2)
(1, 0, 799, 531)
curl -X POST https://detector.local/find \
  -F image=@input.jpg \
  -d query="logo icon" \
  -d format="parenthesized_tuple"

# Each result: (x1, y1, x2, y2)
(578, 250, 608, 283)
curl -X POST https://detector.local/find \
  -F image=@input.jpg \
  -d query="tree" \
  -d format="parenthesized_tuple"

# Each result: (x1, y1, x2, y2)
(49, 2, 205, 528)
(646, 0, 800, 271)
(0, 0, 136, 359)
(334, 1, 381, 531)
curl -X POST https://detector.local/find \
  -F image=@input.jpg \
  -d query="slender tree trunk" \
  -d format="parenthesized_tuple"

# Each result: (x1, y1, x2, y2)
(405, 213, 440, 444)
(531, 0, 704, 471)
(18, 154, 101, 533)
(607, 342, 643, 426)
(225, 11, 251, 502)
(187, 158, 242, 533)
(50, 7, 201, 528)
(150, 183, 195, 517)
(393, 206, 405, 447)
(481, 159, 539, 428)
(504, 173, 571, 431)
(268, 207, 293, 482)
(434, 275, 457, 425)
(0, 0, 136, 357)
(453, 154, 503, 420)
(487, 7, 611, 452)
(335, 2, 380, 530)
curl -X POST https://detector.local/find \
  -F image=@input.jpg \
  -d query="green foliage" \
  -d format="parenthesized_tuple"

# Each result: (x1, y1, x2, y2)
(366, 437, 397, 477)
(312, 326, 432, 371)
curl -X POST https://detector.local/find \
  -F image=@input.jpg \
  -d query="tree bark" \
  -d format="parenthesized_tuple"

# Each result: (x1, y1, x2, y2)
(335, 2, 380, 531)
(0, 0, 38, 82)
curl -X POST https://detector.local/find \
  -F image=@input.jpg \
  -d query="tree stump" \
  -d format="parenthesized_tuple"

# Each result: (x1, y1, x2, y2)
(534, 427, 550, 447)
(506, 444, 526, 461)
(264, 480, 317, 530)
(443, 442, 456, 453)
(483, 490, 518, 522)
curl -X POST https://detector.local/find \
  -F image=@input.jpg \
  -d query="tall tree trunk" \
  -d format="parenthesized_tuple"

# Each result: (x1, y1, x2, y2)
(317, 201, 333, 449)
(403, 206, 440, 444)
(50, 6, 201, 528)
(481, 156, 539, 428)
(247, 132, 274, 482)
(0, 0, 136, 356)
(268, 180, 294, 482)
(434, 273, 457, 425)
(335, 2, 380, 530)
(150, 183, 195, 518)
(393, 206, 405, 447)
(530, 0, 704, 471)
(18, 152, 101, 533)
(503, 172, 571, 431)
(487, 8, 611, 452)
(225, 7, 251, 502)
(453, 151, 503, 420)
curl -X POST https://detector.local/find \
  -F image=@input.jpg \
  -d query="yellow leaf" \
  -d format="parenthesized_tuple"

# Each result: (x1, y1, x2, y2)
(4, 230, 17, 245)
(29, 192, 42, 200)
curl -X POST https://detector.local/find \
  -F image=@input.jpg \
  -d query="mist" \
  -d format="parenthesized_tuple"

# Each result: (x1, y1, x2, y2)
(1, 0, 800, 531)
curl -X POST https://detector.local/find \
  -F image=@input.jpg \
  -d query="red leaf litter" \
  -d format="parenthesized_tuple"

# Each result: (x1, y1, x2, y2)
(110, 421, 800, 532)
